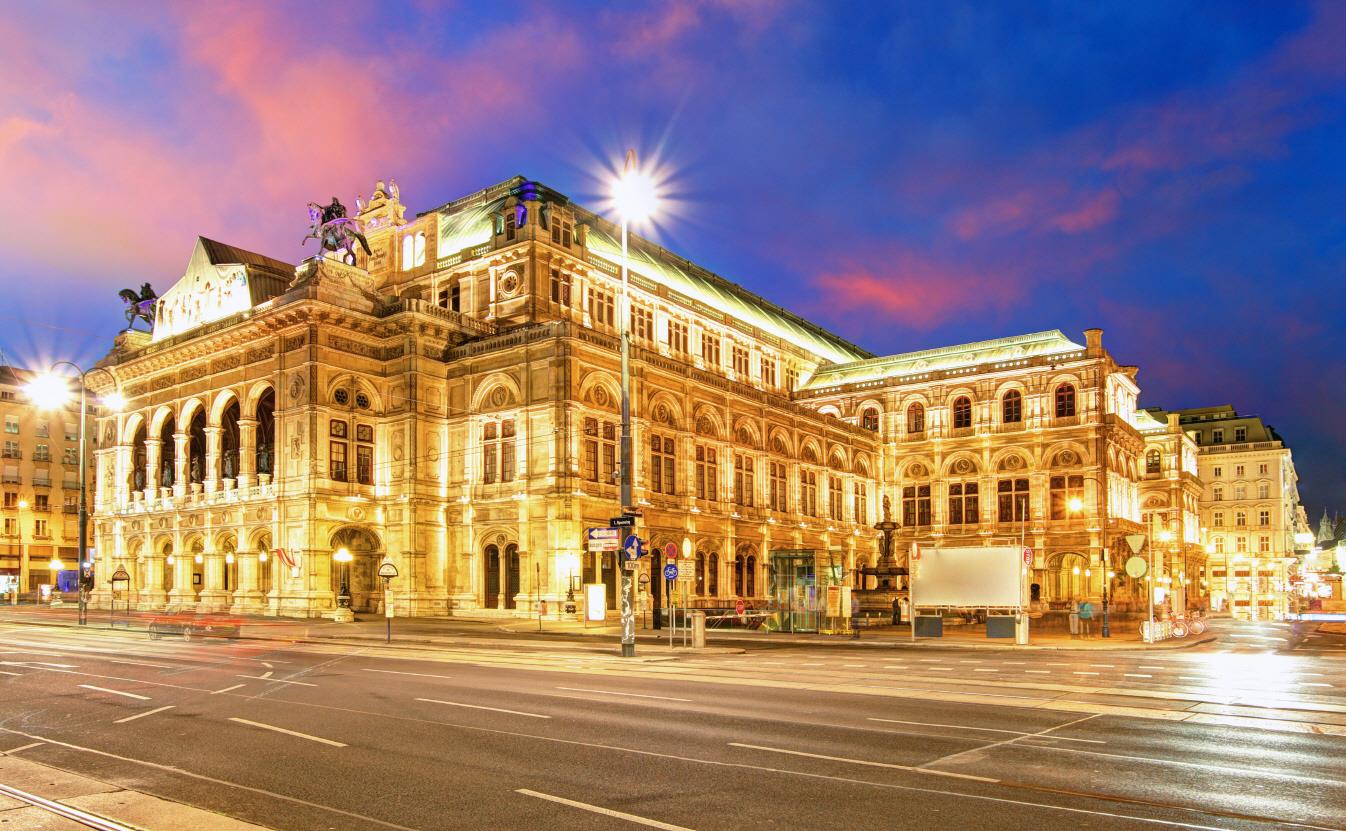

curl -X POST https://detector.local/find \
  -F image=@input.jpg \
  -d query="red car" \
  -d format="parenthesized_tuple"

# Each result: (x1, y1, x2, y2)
(148, 612, 242, 640)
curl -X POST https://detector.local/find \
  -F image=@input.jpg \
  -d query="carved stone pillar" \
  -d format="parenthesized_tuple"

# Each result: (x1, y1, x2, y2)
(204, 426, 223, 493)
(230, 551, 265, 614)
(145, 438, 162, 496)
(137, 553, 168, 610)
(166, 546, 196, 607)
(172, 433, 189, 499)
(198, 551, 229, 611)
(236, 418, 257, 490)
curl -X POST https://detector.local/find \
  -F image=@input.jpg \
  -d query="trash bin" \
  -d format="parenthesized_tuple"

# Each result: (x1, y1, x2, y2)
(691, 611, 706, 649)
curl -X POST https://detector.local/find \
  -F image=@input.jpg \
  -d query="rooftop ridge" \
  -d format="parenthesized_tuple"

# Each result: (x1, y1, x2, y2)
(826, 329, 1081, 371)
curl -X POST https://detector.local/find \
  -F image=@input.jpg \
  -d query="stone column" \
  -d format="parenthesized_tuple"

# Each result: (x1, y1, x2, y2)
(236, 418, 257, 490)
(138, 553, 168, 610)
(230, 551, 265, 614)
(198, 550, 229, 611)
(166, 545, 195, 607)
(203, 426, 222, 493)
(172, 433, 189, 499)
(145, 438, 162, 497)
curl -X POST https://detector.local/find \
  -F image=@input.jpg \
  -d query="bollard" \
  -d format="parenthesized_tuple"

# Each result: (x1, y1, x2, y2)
(691, 610, 706, 649)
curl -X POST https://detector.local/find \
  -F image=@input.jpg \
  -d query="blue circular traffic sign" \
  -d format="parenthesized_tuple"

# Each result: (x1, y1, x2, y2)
(663, 563, 679, 581)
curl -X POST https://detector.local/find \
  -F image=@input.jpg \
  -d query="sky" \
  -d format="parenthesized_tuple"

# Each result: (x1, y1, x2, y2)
(1, 1, 1343, 513)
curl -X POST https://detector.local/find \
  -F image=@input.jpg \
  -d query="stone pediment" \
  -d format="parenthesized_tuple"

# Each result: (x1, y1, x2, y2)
(288, 257, 384, 313)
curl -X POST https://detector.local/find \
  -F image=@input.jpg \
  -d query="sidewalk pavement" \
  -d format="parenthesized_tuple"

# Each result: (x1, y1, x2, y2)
(0, 604, 1215, 652)
(0, 753, 272, 830)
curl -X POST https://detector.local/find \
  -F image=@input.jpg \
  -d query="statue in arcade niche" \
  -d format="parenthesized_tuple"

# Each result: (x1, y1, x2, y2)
(118, 282, 157, 331)
(303, 197, 372, 266)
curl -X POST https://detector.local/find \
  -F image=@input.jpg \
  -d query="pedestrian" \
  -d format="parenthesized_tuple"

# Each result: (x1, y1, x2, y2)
(1078, 599, 1094, 638)
(891, 596, 901, 626)
(1069, 599, 1080, 638)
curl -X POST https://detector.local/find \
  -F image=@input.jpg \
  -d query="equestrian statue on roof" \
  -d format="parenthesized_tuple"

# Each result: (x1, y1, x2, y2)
(118, 282, 157, 331)
(303, 196, 372, 266)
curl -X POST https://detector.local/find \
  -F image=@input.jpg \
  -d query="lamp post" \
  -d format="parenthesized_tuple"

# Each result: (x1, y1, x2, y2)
(12, 498, 28, 604)
(610, 149, 658, 659)
(24, 363, 124, 625)
(334, 546, 352, 608)
(1067, 482, 1112, 637)
(48, 556, 63, 605)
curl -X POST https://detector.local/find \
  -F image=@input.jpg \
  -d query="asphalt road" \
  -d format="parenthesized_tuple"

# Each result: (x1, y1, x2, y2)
(0, 620, 1343, 830)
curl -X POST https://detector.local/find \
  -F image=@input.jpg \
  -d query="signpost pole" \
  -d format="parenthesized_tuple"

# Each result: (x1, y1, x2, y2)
(377, 559, 399, 645)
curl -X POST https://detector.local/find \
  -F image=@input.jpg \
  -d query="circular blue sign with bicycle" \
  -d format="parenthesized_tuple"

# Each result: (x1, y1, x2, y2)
(663, 563, 679, 581)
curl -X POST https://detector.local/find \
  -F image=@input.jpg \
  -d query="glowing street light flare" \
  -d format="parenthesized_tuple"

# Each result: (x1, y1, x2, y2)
(101, 391, 127, 413)
(611, 149, 659, 224)
(1067, 496, 1084, 513)
(24, 372, 73, 410)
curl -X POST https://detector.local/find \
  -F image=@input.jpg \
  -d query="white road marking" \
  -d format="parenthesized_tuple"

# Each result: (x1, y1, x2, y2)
(516, 789, 694, 830)
(842, 664, 866, 668)
(236, 674, 316, 687)
(1089, 664, 1115, 668)
(921, 714, 1100, 770)
(1178, 676, 1208, 682)
(1139, 665, 1164, 670)
(211, 684, 245, 695)
(974, 669, 999, 673)
(882, 665, 908, 670)
(363, 668, 455, 680)
(867, 718, 1103, 744)
(0, 670, 22, 676)
(228, 718, 347, 747)
(1024, 670, 1051, 674)
(556, 687, 692, 702)
(800, 662, 824, 667)
(100, 658, 175, 669)
(1303, 683, 1333, 688)
(416, 698, 550, 719)
(1072, 671, 1100, 676)
(114, 705, 176, 724)
(1125, 674, 1153, 679)
(729, 742, 998, 783)
(78, 684, 150, 700)
(1, 661, 77, 668)
(927, 667, 954, 672)
(3, 742, 44, 754)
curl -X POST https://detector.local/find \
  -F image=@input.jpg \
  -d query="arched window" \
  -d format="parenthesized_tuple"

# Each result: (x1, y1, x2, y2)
(1146, 449, 1161, 474)
(695, 552, 706, 595)
(708, 553, 719, 596)
(1001, 390, 1022, 424)
(952, 396, 972, 429)
(733, 558, 745, 596)
(861, 407, 880, 432)
(907, 403, 925, 434)
(746, 555, 757, 596)
(1055, 384, 1076, 418)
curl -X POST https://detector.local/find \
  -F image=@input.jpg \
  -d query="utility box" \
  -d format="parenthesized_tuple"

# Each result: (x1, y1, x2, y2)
(987, 615, 1016, 638)
(914, 615, 943, 638)
(691, 610, 706, 649)
(1016, 613, 1030, 645)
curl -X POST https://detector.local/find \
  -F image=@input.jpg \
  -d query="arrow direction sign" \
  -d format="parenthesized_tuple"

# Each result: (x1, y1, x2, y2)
(587, 528, 621, 552)
(623, 535, 645, 561)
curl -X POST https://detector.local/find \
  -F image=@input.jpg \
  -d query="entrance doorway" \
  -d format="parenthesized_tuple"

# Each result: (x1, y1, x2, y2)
(330, 527, 382, 613)
(485, 543, 520, 609)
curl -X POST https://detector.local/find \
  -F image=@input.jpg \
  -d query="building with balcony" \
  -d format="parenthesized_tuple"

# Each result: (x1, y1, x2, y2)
(1142, 405, 1305, 619)
(1135, 409, 1206, 613)
(796, 328, 1152, 610)
(90, 179, 882, 618)
(0, 365, 96, 594)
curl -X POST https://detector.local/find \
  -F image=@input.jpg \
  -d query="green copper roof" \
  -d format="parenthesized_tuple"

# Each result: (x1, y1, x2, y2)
(801, 329, 1087, 389)
(426, 177, 870, 365)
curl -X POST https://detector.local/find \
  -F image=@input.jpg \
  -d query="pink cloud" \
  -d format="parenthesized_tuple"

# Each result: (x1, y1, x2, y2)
(1047, 189, 1119, 234)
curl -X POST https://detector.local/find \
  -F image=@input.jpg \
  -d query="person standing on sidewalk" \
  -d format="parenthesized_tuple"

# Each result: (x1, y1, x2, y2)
(1069, 599, 1080, 639)
(1078, 599, 1094, 638)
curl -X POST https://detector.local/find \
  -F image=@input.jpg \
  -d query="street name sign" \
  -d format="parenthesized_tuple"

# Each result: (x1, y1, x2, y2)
(609, 515, 637, 529)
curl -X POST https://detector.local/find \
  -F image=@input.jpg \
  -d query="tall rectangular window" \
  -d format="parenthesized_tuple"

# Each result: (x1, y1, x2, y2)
(800, 470, 818, 517)
(356, 445, 373, 485)
(631, 307, 654, 342)
(500, 420, 516, 483)
(702, 333, 721, 368)
(1213, 511, 1224, 527)
(769, 462, 787, 511)
(761, 357, 777, 388)
(329, 441, 348, 482)
(482, 423, 498, 484)
(948, 482, 979, 525)
(34, 519, 47, 537)
(667, 321, 689, 355)
(1257, 483, 1270, 499)
(784, 366, 798, 392)
(549, 268, 572, 307)
(4, 416, 17, 434)
(582, 419, 617, 483)
(997, 478, 1029, 523)
(1258, 535, 1270, 553)
(2, 492, 15, 509)
(732, 346, 750, 378)
(589, 287, 614, 327)
(1235, 427, 1246, 442)
(1259, 510, 1270, 527)
(828, 476, 843, 521)
(902, 485, 931, 527)
(1049, 474, 1084, 520)
(650, 435, 675, 495)
(695, 446, 717, 501)
(853, 482, 868, 525)
(734, 454, 754, 507)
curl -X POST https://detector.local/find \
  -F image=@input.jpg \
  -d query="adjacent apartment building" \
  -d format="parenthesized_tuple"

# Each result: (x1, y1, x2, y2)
(0, 366, 95, 595)
(1143, 405, 1305, 619)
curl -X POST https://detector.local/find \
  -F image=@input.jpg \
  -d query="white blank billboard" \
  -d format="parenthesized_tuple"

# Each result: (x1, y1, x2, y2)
(912, 546, 1021, 608)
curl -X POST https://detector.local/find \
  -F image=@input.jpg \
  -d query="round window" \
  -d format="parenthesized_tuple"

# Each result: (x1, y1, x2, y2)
(333, 389, 350, 406)
(355, 392, 371, 410)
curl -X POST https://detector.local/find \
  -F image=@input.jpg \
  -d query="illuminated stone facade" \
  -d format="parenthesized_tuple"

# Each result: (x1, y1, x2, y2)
(90, 179, 882, 618)
(0, 366, 96, 594)
(798, 329, 1156, 609)
(1144, 406, 1304, 620)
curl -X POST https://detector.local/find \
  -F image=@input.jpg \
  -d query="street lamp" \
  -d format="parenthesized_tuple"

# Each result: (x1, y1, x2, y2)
(24, 363, 123, 625)
(1066, 487, 1111, 637)
(334, 546, 353, 608)
(610, 149, 659, 659)
(48, 556, 63, 605)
